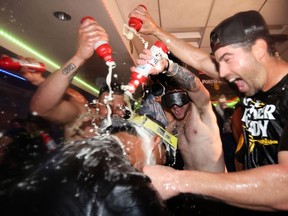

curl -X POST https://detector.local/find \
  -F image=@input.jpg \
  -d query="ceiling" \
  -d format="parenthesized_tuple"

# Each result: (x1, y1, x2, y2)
(0, 0, 288, 99)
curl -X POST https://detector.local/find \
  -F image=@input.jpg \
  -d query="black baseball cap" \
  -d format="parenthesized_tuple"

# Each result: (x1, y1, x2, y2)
(210, 10, 288, 54)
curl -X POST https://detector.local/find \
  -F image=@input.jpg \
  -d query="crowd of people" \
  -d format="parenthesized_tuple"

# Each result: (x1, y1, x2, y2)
(129, 6, 288, 215)
(0, 5, 288, 216)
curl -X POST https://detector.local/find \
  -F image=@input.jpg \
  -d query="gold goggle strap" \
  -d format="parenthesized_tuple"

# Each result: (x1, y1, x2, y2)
(130, 115, 177, 150)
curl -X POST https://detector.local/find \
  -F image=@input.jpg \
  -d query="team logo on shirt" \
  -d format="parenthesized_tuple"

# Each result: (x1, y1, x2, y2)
(241, 98, 278, 152)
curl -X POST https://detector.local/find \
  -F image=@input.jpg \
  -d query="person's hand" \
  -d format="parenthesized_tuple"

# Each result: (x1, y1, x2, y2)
(132, 49, 167, 75)
(76, 18, 109, 61)
(128, 5, 159, 35)
(143, 165, 180, 200)
(17, 56, 45, 86)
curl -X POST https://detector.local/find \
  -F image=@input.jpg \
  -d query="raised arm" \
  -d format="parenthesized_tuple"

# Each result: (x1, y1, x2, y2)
(129, 5, 219, 79)
(18, 56, 87, 105)
(30, 18, 108, 123)
(134, 49, 210, 111)
(166, 60, 211, 111)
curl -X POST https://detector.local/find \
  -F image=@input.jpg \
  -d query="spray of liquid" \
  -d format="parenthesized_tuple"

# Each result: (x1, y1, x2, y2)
(121, 25, 147, 104)
(103, 61, 114, 127)
(122, 24, 148, 49)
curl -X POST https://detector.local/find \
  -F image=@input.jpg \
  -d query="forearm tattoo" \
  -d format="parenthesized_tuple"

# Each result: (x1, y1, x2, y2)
(62, 63, 77, 75)
(173, 63, 199, 91)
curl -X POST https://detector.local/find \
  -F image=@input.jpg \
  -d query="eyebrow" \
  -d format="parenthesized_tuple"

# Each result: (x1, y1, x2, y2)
(218, 52, 233, 62)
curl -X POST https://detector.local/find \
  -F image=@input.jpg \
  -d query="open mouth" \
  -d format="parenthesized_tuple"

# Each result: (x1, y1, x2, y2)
(234, 79, 245, 92)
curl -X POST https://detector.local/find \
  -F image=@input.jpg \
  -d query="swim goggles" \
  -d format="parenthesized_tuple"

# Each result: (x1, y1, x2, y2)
(161, 91, 191, 109)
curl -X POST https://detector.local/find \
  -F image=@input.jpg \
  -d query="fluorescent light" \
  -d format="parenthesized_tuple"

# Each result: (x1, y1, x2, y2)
(0, 68, 26, 81)
(0, 29, 99, 95)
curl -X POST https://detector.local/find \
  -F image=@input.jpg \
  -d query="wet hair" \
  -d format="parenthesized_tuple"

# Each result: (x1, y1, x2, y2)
(103, 117, 138, 136)
(146, 70, 183, 95)
(3, 130, 169, 215)
(99, 82, 124, 98)
(100, 116, 158, 138)
(100, 116, 160, 166)
(164, 82, 184, 94)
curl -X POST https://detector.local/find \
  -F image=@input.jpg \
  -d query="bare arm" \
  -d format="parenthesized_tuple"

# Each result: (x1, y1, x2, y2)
(129, 5, 219, 79)
(134, 50, 211, 111)
(30, 18, 108, 123)
(18, 57, 87, 105)
(30, 58, 83, 123)
(144, 151, 288, 211)
(167, 62, 211, 111)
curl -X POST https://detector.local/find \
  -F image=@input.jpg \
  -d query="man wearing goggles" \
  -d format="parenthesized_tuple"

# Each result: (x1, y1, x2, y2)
(133, 50, 225, 173)
(162, 91, 190, 109)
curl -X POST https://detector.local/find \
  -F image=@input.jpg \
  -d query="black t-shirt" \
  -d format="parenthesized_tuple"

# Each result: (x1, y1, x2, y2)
(2, 136, 168, 216)
(241, 74, 288, 169)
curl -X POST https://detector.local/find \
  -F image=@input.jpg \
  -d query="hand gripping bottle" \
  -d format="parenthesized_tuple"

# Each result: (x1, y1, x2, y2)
(128, 5, 147, 31)
(0, 56, 45, 73)
(128, 41, 169, 93)
(81, 16, 116, 68)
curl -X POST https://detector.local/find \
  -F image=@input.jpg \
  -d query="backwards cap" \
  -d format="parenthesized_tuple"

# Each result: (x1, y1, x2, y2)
(210, 10, 288, 54)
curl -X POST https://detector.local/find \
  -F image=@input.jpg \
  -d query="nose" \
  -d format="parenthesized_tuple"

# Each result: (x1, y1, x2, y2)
(171, 104, 180, 109)
(218, 63, 230, 79)
(112, 105, 125, 117)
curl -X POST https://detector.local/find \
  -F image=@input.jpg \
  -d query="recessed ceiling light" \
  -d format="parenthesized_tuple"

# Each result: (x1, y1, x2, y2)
(53, 11, 71, 21)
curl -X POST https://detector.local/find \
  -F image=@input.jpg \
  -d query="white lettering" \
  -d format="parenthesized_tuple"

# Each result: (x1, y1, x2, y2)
(242, 98, 276, 137)
(248, 120, 269, 137)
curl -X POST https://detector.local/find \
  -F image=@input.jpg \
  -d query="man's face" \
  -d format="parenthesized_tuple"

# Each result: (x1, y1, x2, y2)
(170, 101, 190, 120)
(113, 131, 166, 171)
(114, 131, 145, 171)
(214, 44, 266, 96)
(218, 99, 227, 110)
(98, 92, 127, 118)
(162, 91, 191, 120)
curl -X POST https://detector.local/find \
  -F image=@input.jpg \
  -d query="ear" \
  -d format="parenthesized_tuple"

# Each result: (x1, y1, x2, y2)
(151, 135, 166, 165)
(252, 38, 267, 61)
(151, 135, 162, 150)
